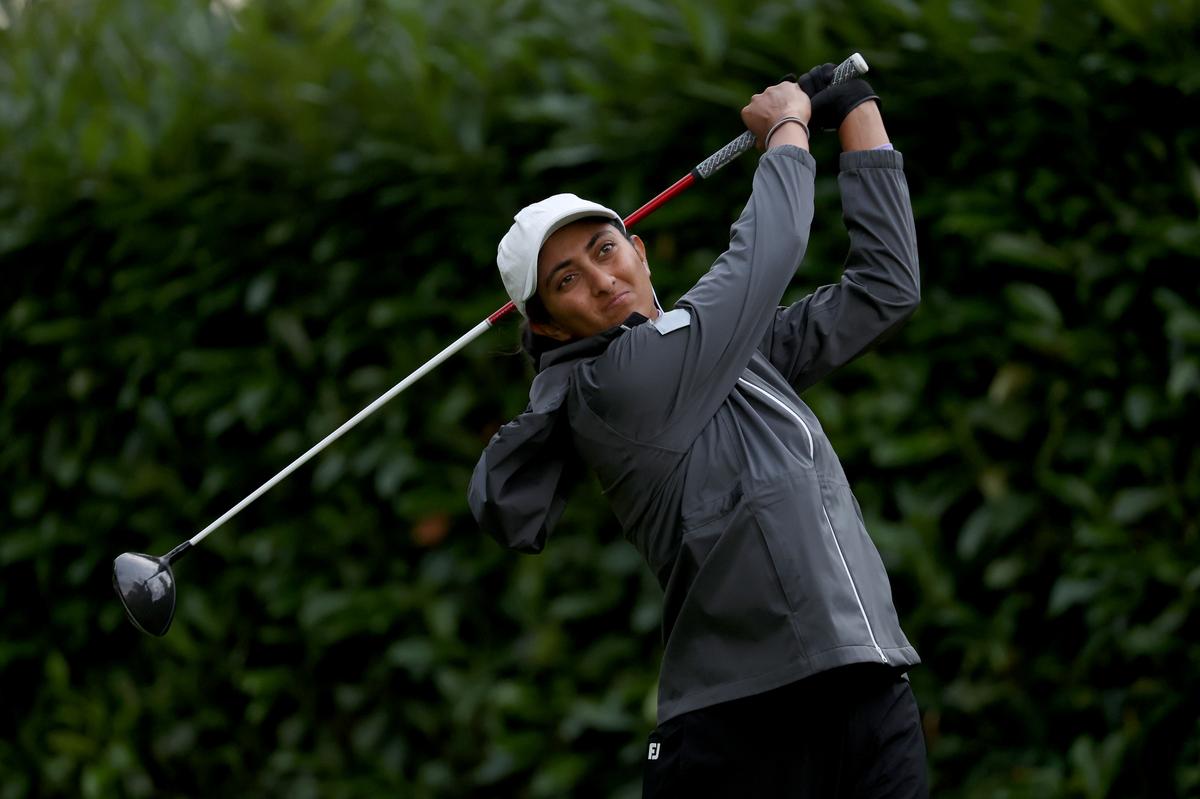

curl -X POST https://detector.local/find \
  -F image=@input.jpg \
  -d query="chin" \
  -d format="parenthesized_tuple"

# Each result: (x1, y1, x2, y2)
(631, 303, 658, 321)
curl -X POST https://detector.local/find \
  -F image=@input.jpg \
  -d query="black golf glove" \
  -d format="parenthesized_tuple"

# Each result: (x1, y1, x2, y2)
(786, 63, 880, 132)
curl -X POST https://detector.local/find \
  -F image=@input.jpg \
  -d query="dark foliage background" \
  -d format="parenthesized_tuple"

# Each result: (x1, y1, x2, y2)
(2, 0, 1198, 796)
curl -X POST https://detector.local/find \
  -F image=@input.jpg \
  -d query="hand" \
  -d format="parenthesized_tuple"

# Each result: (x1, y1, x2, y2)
(792, 63, 835, 99)
(741, 81, 812, 150)
(791, 62, 880, 132)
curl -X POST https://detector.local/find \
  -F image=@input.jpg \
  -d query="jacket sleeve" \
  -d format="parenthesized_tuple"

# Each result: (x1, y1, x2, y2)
(467, 367, 577, 553)
(580, 145, 817, 445)
(758, 148, 920, 392)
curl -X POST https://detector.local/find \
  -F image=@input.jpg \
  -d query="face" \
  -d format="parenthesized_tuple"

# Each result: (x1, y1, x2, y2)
(530, 219, 657, 341)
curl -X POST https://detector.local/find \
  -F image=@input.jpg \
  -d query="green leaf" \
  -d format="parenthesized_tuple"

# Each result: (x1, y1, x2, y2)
(1048, 577, 1101, 616)
(1111, 487, 1167, 524)
(1006, 282, 1063, 326)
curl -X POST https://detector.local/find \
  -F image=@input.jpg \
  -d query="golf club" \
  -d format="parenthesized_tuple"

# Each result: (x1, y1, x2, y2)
(113, 53, 870, 636)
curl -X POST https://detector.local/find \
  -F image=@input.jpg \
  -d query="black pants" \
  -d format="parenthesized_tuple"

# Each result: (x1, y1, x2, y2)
(642, 664, 928, 799)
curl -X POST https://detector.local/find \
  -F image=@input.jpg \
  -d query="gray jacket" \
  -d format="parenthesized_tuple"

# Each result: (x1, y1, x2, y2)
(470, 146, 922, 723)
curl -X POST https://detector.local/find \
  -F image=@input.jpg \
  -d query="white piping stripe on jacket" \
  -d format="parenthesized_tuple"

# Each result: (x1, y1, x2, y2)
(736, 376, 888, 664)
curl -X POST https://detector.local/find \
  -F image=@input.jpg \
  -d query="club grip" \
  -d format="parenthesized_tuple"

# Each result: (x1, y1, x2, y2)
(693, 52, 869, 180)
(832, 53, 868, 87)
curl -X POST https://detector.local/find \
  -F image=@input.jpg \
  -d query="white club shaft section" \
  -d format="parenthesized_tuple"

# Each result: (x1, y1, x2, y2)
(189, 317, 494, 547)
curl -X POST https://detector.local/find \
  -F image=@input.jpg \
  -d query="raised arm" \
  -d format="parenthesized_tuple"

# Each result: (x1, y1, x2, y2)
(583, 83, 818, 445)
(759, 100, 920, 392)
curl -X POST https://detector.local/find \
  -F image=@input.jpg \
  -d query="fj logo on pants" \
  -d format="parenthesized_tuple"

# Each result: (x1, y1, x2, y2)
(647, 743, 661, 761)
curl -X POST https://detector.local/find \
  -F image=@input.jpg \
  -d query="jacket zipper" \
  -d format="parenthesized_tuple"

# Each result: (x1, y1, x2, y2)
(736, 377, 889, 665)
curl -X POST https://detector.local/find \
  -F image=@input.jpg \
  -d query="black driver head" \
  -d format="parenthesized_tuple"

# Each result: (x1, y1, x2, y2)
(112, 551, 180, 636)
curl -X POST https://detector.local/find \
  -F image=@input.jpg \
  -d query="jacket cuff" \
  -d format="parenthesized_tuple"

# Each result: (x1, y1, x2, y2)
(764, 143, 817, 172)
(839, 148, 904, 172)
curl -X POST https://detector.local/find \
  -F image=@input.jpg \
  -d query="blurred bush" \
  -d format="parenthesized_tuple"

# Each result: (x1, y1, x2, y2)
(1, 0, 1197, 796)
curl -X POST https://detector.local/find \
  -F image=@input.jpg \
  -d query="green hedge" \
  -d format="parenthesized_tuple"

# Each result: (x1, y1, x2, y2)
(2, 0, 1198, 796)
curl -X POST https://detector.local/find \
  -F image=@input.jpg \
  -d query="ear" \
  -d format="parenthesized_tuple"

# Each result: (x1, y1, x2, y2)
(630, 234, 650, 274)
(530, 320, 573, 342)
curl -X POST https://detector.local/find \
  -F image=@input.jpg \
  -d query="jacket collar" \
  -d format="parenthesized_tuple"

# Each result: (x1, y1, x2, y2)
(537, 313, 651, 372)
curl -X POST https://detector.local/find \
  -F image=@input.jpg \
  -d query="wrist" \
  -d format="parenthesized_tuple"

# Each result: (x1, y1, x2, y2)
(837, 100, 888, 152)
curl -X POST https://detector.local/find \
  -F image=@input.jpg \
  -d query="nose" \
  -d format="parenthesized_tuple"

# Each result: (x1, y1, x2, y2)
(584, 263, 617, 295)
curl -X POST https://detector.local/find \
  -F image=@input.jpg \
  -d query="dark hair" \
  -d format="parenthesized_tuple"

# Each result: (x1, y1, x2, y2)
(524, 291, 552, 325)
(519, 291, 561, 370)
(517, 216, 630, 368)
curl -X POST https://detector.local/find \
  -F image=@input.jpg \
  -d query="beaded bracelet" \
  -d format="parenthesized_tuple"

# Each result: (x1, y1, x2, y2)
(764, 116, 811, 148)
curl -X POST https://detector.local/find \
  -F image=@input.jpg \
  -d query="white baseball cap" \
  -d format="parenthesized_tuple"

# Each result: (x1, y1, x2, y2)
(497, 193, 626, 317)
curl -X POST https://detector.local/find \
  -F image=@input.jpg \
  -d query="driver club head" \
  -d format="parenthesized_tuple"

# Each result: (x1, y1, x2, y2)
(112, 543, 190, 636)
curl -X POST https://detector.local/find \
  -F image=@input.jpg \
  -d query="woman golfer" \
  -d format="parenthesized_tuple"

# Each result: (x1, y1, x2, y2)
(470, 70, 927, 797)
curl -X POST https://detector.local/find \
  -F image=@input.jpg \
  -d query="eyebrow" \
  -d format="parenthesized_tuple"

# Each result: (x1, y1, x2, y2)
(544, 230, 608, 289)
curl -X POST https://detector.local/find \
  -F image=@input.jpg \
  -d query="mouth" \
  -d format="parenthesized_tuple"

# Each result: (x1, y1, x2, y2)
(606, 291, 632, 312)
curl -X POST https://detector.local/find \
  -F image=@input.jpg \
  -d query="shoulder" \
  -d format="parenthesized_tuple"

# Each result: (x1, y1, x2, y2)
(569, 312, 691, 437)
(528, 361, 573, 414)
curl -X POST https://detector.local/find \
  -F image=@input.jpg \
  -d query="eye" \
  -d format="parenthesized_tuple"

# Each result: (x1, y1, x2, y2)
(557, 272, 577, 290)
(598, 241, 614, 257)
